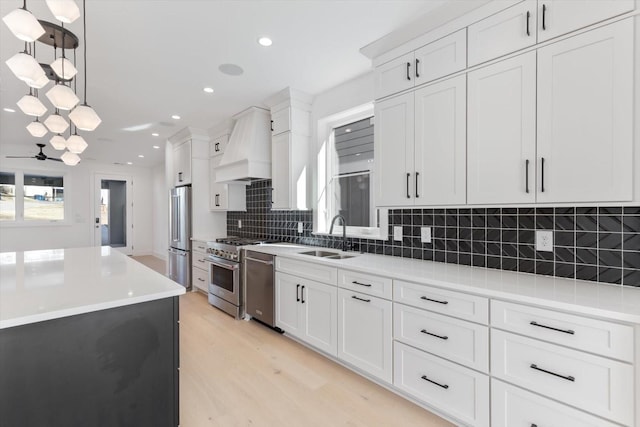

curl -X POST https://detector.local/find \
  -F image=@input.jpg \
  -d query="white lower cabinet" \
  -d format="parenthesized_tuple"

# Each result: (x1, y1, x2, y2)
(337, 289, 392, 383)
(491, 329, 634, 426)
(394, 341, 489, 427)
(275, 272, 337, 356)
(491, 379, 620, 427)
(191, 239, 208, 293)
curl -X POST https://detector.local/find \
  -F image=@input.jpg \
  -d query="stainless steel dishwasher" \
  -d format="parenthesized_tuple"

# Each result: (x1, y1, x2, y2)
(243, 250, 279, 330)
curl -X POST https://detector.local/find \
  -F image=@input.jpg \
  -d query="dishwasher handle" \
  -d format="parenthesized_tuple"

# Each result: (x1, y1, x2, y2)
(244, 256, 274, 266)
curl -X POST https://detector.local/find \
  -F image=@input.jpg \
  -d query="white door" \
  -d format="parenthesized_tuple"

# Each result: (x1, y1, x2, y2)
(374, 92, 415, 207)
(271, 132, 291, 209)
(414, 75, 466, 206)
(338, 289, 393, 383)
(275, 273, 302, 337)
(467, 51, 537, 205)
(301, 279, 337, 356)
(537, 19, 633, 203)
(374, 52, 415, 99)
(93, 174, 133, 255)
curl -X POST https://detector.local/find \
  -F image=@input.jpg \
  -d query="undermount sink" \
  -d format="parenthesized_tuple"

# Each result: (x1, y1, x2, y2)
(299, 250, 356, 260)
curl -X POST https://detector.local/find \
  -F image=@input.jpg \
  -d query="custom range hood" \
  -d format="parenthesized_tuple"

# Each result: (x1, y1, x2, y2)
(215, 107, 271, 183)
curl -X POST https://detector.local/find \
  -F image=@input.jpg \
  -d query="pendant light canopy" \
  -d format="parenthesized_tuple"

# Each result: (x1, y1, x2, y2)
(17, 93, 47, 116)
(44, 112, 69, 134)
(2, 6, 45, 42)
(61, 150, 80, 166)
(65, 133, 87, 154)
(49, 134, 67, 150)
(46, 84, 79, 110)
(26, 119, 48, 137)
(45, 0, 80, 24)
(5, 51, 46, 87)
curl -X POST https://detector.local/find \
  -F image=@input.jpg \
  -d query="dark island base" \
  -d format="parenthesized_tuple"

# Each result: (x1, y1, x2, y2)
(0, 297, 179, 427)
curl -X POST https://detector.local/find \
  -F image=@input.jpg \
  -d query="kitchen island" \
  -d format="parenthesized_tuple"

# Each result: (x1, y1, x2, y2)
(0, 247, 185, 427)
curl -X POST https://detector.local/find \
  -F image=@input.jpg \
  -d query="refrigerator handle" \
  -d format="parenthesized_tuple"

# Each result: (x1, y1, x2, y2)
(171, 195, 179, 242)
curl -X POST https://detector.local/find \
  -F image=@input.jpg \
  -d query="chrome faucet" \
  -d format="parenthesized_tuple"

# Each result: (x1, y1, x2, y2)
(329, 214, 350, 252)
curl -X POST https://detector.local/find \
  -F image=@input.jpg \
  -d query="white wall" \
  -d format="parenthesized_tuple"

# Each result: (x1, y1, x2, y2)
(0, 157, 155, 254)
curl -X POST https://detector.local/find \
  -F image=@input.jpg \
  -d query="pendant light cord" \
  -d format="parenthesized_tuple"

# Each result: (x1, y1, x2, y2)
(83, 0, 87, 105)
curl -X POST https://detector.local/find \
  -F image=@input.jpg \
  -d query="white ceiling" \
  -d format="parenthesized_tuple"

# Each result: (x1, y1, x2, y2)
(0, 0, 446, 168)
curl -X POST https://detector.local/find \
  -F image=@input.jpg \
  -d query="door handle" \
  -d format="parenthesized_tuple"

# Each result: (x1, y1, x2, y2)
(420, 375, 449, 389)
(415, 172, 419, 198)
(301, 286, 305, 304)
(542, 4, 547, 30)
(415, 58, 420, 78)
(296, 284, 300, 302)
(406, 173, 411, 199)
(406, 62, 411, 81)
(530, 364, 575, 382)
(525, 159, 530, 193)
(526, 11, 531, 36)
(351, 295, 370, 303)
(540, 157, 545, 192)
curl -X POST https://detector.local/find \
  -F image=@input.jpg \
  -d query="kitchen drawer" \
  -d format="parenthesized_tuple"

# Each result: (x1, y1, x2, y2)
(394, 303, 489, 372)
(192, 240, 208, 254)
(192, 253, 209, 272)
(491, 379, 620, 427)
(192, 266, 208, 292)
(491, 329, 634, 425)
(394, 341, 489, 427)
(492, 299, 634, 362)
(393, 280, 488, 324)
(413, 28, 466, 86)
(276, 257, 337, 285)
(338, 269, 392, 300)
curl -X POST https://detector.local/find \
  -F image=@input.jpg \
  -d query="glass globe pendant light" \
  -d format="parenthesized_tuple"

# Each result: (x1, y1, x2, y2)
(17, 88, 47, 116)
(2, 1, 46, 42)
(49, 134, 67, 150)
(46, 83, 79, 110)
(61, 150, 80, 166)
(45, 0, 80, 24)
(5, 48, 46, 87)
(65, 128, 87, 154)
(44, 110, 69, 134)
(26, 118, 48, 137)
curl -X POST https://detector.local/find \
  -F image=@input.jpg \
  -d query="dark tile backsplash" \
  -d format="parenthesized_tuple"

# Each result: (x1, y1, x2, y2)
(228, 180, 640, 287)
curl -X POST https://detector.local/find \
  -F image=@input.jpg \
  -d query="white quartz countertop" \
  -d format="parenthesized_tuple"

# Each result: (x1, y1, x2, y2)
(0, 247, 185, 329)
(245, 244, 640, 324)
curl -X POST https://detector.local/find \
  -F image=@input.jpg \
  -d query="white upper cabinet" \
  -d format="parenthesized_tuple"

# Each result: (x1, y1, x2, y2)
(270, 106, 291, 136)
(209, 155, 246, 211)
(374, 30, 467, 99)
(467, 52, 537, 204)
(173, 140, 192, 186)
(537, 0, 634, 42)
(209, 134, 228, 157)
(536, 19, 633, 203)
(468, 0, 537, 66)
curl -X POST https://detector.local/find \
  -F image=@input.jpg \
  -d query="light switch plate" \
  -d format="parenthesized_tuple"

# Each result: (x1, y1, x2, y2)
(297, 222, 303, 233)
(238, 220, 242, 229)
(394, 226, 403, 241)
(536, 230, 553, 252)
(421, 227, 432, 243)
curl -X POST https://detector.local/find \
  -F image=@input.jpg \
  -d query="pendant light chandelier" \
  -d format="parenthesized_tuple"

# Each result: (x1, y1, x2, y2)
(3, 0, 101, 166)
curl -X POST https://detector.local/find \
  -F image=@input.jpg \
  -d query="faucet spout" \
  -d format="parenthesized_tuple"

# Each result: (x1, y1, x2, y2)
(329, 215, 350, 252)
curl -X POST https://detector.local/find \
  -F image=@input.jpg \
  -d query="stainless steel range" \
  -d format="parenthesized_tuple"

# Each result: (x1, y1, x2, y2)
(206, 237, 268, 318)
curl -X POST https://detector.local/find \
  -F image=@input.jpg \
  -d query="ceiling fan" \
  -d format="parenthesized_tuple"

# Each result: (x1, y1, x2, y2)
(5, 143, 63, 162)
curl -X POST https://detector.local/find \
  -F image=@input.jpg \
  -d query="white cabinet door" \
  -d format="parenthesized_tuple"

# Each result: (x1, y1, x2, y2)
(536, 19, 633, 203)
(537, 0, 634, 42)
(414, 29, 466, 86)
(301, 278, 337, 356)
(467, 51, 537, 204)
(468, 0, 537, 66)
(338, 289, 392, 383)
(271, 107, 290, 136)
(374, 92, 415, 207)
(210, 135, 228, 157)
(271, 132, 291, 210)
(275, 272, 303, 338)
(209, 156, 227, 210)
(414, 75, 466, 206)
(173, 141, 192, 186)
(374, 52, 414, 99)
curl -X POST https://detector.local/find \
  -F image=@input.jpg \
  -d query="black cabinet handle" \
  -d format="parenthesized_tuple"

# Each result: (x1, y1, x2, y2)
(296, 284, 300, 302)
(542, 4, 547, 30)
(215, 142, 220, 152)
(531, 424, 538, 427)
(301, 286, 305, 304)
(215, 194, 220, 207)
(406, 173, 411, 198)
(406, 62, 411, 81)
(530, 364, 575, 382)
(415, 171, 419, 198)
(415, 58, 420, 78)
(197, 278, 205, 282)
(530, 321, 575, 335)
(270, 187, 275, 204)
(541, 157, 545, 192)
(271, 120, 274, 132)
(526, 11, 530, 36)
(420, 375, 449, 389)
(420, 329, 448, 340)
(351, 295, 371, 303)
(178, 172, 183, 182)
(352, 280, 372, 287)
(420, 296, 448, 305)
(525, 159, 530, 193)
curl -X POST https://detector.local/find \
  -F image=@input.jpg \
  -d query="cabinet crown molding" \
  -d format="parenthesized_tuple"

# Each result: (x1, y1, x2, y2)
(264, 87, 313, 110)
(168, 127, 209, 145)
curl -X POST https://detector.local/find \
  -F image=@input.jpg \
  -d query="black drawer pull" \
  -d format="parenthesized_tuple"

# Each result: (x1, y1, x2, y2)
(530, 321, 575, 335)
(406, 173, 411, 198)
(420, 329, 448, 340)
(197, 278, 205, 282)
(406, 62, 411, 80)
(352, 280, 372, 287)
(296, 284, 300, 302)
(352, 295, 371, 303)
(542, 4, 547, 30)
(420, 296, 448, 305)
(526, 11, 531, 36)
(530, 364, 575, 382)
(301, 285, 305, 304)
(420, 375, 449, 389)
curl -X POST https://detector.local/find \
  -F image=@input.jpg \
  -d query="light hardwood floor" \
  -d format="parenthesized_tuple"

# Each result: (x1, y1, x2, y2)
(131, 255, 166, 275)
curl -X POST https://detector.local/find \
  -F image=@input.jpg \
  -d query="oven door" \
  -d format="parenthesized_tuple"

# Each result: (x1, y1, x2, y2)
(207, 256, 240, 305)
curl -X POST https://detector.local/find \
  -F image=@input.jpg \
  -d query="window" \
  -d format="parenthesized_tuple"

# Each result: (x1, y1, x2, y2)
(0, 171, 66, 224)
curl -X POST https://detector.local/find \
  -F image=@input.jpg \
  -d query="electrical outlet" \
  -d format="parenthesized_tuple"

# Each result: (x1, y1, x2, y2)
(297, 222, 303, 233)
(238, 219, 242, 229)
(394, 226, 403, 241)
(536, 230, 553, 252)
(421, 227, 432, 243)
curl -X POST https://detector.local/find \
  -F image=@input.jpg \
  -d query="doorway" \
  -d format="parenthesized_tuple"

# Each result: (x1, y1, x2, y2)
(94, 174, 133, 254)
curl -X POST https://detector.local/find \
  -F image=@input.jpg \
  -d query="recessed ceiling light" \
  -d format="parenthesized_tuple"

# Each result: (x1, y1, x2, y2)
(203, 87, 214, 93)
(171, 115, 180, 120)
(257, 37, 272, 47)
(138, 154, 144, 158)
(151, 132, 159, 136)
(126, 161, 133, 165)
(345, 128, 352, 133)
(153, 145, 160, 149)
(3, 108, 16, 113)
(219, 63, 244, 76)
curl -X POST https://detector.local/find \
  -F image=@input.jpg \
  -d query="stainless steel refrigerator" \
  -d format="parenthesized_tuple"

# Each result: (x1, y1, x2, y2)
(168, 186, 191, 289)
